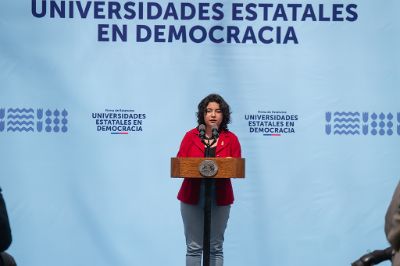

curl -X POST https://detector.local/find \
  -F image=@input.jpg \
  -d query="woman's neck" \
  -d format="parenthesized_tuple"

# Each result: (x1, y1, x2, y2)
(205, 128, 212, 138)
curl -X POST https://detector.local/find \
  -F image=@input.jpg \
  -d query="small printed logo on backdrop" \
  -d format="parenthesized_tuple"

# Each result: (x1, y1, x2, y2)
(325, 111, 400, 136)
(92, 109, 146, 135)
(244, 110, 299, 136)
(0, 108, 68, 133)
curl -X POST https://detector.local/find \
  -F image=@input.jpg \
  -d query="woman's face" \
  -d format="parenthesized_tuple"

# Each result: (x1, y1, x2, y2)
(204, 102, 223, 130)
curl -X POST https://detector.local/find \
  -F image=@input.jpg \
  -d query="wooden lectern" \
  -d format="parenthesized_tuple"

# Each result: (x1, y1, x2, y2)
(170, 157, 245, 179)
(171, 157, 245, 266)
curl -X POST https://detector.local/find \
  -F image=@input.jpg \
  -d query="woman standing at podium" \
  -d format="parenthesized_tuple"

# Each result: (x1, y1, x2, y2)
(177, 94, 242, 266)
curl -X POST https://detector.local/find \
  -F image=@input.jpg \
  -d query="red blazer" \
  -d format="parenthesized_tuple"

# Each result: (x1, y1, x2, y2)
(177, 128, 242, 205)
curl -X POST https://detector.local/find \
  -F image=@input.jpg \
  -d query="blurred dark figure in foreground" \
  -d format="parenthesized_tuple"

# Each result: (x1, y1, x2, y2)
(0, 188, 16, 266)
(351, 247, 394, 266)
(385, 181, 400, 266)
(351, 181, 400, 266)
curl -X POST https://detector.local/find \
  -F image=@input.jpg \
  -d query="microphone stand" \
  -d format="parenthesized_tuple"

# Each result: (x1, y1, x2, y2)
(201, 136, 216, 266)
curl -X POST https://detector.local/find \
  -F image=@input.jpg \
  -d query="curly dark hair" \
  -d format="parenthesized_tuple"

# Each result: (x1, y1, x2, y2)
(197, 94, 231, 131)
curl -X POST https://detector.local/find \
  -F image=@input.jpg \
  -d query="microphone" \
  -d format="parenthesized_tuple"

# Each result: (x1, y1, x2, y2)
(211, 125, 219, 139)
(198, 124, 206, 139)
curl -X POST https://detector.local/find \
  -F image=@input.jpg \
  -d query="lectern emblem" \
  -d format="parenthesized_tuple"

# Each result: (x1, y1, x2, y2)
(199, 160, 218, 177)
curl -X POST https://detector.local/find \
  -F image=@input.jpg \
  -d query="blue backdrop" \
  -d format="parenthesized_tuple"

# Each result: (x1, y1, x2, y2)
(1, 1, 399, 265)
